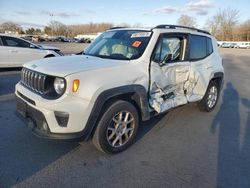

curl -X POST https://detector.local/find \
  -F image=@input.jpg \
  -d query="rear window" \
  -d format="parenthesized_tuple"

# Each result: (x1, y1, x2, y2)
(189, 35, 207, 60)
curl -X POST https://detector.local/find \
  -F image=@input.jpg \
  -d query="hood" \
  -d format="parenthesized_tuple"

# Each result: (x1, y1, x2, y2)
(38, 44, 60, 51)
(24, 55, 128, 77)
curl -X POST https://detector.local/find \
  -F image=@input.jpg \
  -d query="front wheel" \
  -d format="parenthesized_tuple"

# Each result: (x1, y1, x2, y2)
(198, 81, 220, 112)
(92, 100, 139, 154)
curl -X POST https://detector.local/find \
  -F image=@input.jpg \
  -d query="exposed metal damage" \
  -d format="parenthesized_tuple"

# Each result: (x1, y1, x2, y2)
(149, 63, 202, 113)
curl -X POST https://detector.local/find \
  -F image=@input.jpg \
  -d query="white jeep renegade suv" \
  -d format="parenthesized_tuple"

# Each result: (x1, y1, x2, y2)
(15, 25, 224, 154)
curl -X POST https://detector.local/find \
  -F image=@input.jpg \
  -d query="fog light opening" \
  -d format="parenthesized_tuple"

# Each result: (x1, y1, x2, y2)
(54, 111, 69, 127)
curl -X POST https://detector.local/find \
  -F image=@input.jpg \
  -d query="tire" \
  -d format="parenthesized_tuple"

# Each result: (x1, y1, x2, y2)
(92, 100, 139, 154)
(198, 80, 220, 112)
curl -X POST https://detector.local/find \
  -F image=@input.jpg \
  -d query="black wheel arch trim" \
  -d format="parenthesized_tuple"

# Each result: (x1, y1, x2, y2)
(212, 72, 224, 80)
(81, 84, 151, 141)
(211, 71, 224, 91)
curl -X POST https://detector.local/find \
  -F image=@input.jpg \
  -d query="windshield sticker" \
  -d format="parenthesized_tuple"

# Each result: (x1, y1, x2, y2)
(132, 41, 142, 47)
(131, 32, 151, 38)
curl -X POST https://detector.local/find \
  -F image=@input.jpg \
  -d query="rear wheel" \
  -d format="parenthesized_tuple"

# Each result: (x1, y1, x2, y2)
(92, 100, 139, 154)
(198, 81, 220, 112)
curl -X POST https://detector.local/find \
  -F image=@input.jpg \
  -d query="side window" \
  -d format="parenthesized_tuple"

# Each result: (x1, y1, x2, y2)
(2, 36, 30, 48)
(189, 35, 207, 60)
(152, 36, 182, 63)
(207, 37, 213, 55)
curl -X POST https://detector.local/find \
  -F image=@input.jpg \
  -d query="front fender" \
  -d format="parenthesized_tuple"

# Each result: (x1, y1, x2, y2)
(82, 84, 150, 141)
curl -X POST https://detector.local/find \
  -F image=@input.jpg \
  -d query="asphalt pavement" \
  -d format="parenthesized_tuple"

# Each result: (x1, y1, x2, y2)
(0, 48, 250, 188)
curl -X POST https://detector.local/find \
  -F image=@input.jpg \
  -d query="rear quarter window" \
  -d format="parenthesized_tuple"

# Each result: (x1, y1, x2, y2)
(207, 37, 213, 55)
(189, 35, 207, 60)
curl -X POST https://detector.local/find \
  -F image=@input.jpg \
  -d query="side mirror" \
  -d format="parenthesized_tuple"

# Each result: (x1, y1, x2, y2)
(159, 53, 172, 66)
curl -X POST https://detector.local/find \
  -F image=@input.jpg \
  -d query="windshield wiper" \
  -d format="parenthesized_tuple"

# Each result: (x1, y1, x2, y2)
(82, 53, 130, 60)
(76, 50, 85, 55)
(95, 54, 130, 60)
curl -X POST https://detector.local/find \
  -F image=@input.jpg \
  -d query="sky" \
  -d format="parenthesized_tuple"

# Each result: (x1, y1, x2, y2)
(0, 0, 249, 29)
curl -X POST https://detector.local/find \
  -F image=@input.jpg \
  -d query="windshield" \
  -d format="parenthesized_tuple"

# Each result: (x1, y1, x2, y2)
(84, 30, 152, 60)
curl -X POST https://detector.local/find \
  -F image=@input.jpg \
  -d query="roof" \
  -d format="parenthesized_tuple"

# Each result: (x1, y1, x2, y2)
(108, 27, 152, 31)
(109, 24, 210, 35)
(154, 24, 210, 35)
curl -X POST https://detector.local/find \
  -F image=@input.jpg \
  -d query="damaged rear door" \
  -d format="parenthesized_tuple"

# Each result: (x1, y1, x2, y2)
(149, 33, 190, 113)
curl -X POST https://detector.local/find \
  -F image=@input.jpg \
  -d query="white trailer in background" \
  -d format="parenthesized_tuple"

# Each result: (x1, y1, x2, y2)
(76, 32, 102, 40)
(218, 41, 250, 48)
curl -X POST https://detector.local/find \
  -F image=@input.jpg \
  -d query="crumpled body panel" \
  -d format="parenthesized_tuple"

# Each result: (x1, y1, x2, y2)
(149, 62, 205, 113)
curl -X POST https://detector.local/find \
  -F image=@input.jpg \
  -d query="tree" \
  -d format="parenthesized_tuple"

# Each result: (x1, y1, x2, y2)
(48, 21, 67, 36)
(177, 15, 197, 28)
(44, 26, 52, 35)
(205, 8, 239, 41)
(67, 23, 113, 37)
(204, 16, 221, 37)
(35, 28, 42, 34)
(25, 28, 42, 35)
(219, 8, 239, 41)
(26, 27, 35, 35)
(238, 20, 250, 41)
(0, 21, 22, 33)
(19, 30, 25, 34)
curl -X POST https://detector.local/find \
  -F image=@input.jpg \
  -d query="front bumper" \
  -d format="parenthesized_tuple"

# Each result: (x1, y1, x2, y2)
(16, 94, 85, 140)
(15, 82, 93, 140)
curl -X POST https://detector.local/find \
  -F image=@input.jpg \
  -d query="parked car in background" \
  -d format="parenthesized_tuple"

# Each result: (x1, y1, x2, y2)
(234, 43, 241, 48)
(238, 42, 250, 49)
(74, 38, 85, 43)
(75, 38, 92, 43)
(229, 43, 237, 48)
(220, 43, 228, 48)
(221, 43, 236, 48)
(53, 37, 69, 42)
(0, 34, 63, 68)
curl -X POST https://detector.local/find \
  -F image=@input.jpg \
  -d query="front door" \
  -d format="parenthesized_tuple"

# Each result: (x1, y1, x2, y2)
(149, 33, 190, 113)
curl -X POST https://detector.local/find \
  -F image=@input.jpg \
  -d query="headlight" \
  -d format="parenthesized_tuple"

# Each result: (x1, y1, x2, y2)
(54, 77, 65, 95)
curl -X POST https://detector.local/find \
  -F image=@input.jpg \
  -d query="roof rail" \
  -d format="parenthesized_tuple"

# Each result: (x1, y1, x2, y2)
(154, 24, 210, 35)
(109, 27, 127, 30)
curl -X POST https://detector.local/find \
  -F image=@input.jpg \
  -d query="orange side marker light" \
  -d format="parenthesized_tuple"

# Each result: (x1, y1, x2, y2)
(72, 79, 80, 92)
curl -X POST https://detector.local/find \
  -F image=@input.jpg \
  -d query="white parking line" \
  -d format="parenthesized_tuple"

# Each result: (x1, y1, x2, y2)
(0, 71, 20, 76)
(0, 93, 15, 102)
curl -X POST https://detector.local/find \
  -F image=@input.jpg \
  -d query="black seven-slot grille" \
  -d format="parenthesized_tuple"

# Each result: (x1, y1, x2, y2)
(21, 68, 47, 94)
